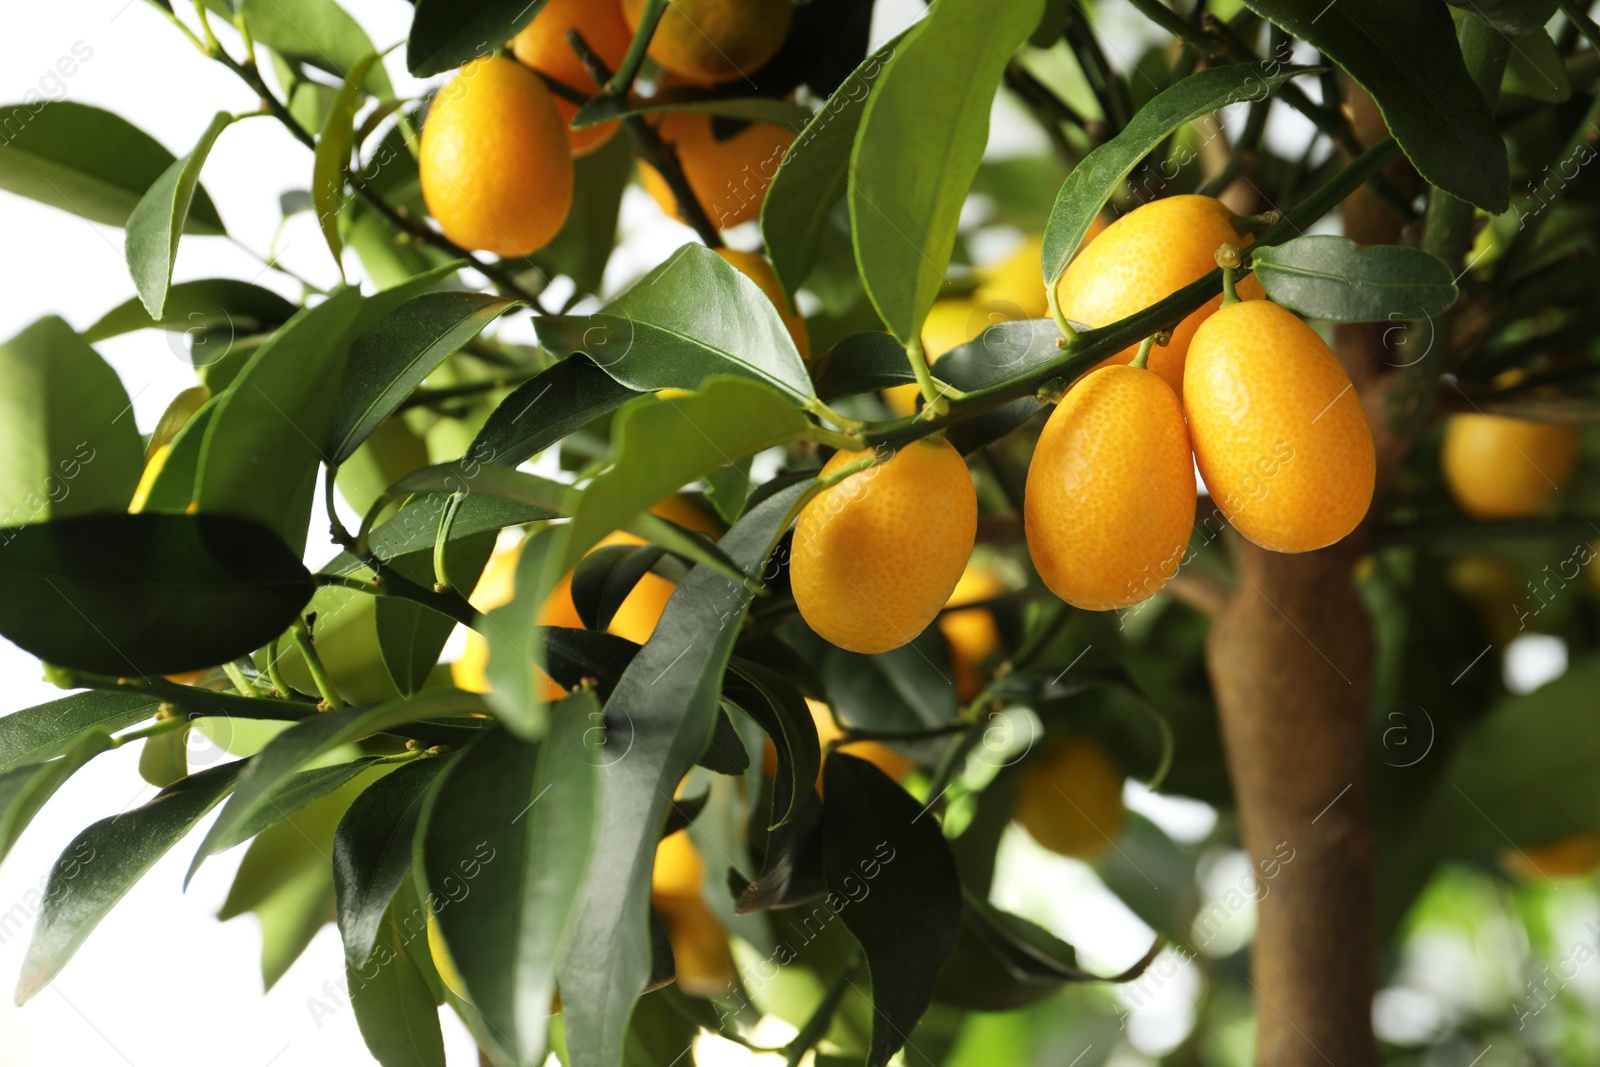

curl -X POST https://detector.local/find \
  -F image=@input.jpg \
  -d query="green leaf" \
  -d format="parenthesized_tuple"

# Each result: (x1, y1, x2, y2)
(570, 543, 668, 633)
(406, 0, 550, 77)
(1417, 654, 1600, 853)
(535, 244, 813, 402)
(821, 753, 962, 1067)
(0, 101, 224, 232)
(125, 112, 234, 319)
(849, 0, 1042, 343)
(1501, 28, 1569, 102)
(422, 698, 600, 1065)
(724, 659, 821, 831)
(572, 93, 814, 130)
(0, 690, 158, 774)
(222, 756, 391, 849)
(1444, 0, 1558, 35)
(0, 513, 313, 677)
(471, 355, 642, 469)
(329, 291, 521, 463)
(334, 756, 453, 964)
(347, 907, 448, 1067)
(565, 378, 808, 573)
(189, 689, 486, 882)
(196, 287, 365, 554)
(483, 526, 573, 738)
(313, 52, 384, 273)
(810, 331, 915, 400)
(1041, 63, 1318, 288)
(242, 0, 393, 97)
(353, 494, 552, 571)
(84, 280, 298, 343)
(376, 531, 495, 695)
(140, 397, 218, 514)
(1242, 0, 1509, 211)
(1248, 236, 1459, 322)
(0, 732, 115, 863)
(559, 482, 811, 1067)
(762, 35, 901, 298)
(0, 316, 144, 522)
(933, 319, 1065, 454)
(138, 725, 190, 788)
(16, 759, 245, 1002)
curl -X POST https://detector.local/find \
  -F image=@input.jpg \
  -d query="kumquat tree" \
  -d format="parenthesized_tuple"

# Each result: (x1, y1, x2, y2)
(6, 0, 1600, 1063)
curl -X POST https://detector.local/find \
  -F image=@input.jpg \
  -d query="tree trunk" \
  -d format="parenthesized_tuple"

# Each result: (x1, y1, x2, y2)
(1207, 539, 1377, 1066)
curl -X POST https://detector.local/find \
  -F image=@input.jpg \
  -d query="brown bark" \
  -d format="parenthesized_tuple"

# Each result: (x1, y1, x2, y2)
(1204, 86, 1409, 1066)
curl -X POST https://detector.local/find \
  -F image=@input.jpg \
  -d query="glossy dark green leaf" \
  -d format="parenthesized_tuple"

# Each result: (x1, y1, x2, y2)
(571, 543, 667, 634)
(223, 756, 390, 849)
(724, 659, 821, 830)
(699, 708, 750, 776)
(1249, 236, 1458, 322)
(190, 689, 486, 882)
(196, 287, 365, 554)
(1041, 64, 1318, 288)
(810, 331, 914, 401)
(406, 0, 549, 77)
(573, 93, 814, 131)
(823, 628, 958, 734)
(0, 513, 312, 677)
(313, 52, 384, 272)
(16, 759, 245, 1002)
(822, 753, 962, 1067)
(564, 378, 808, 574)
(0, 316, 144, 522)
(471, 356, 642, 469)
(0, 101, 223, 232)
(850, 0, 1041, 343)
(84, 280, 297, 343)
(0, 732, 114, 863)
(559, 482, 812, 1067)
(1501, 28, 1569, 102)
(535, 245, 814, 402)
(328, 291, 521, 463)
(347, 906, 448, 1067)
(422, 699, 600, 1066)
(1444, 0, 1557, 35)
(936, 318, 1063, 454)
(539, 626, 639, 701)
(334, 755, 453, 964)
(1242, 0, 1508, 211)
(242, 0, 393, 96)
(345, 493, 552, 572)
(762, 35, 901, 298)
(126, 112, 234, 319)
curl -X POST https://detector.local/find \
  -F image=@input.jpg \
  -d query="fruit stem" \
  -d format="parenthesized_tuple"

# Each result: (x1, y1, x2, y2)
(801, 396, 866, 433)
(434, 493, 465, 593)
(1229, 211, 1279, 236)
(1045, 283, 1081, 345)
(607, 0, 669, 97)
(291, 619, 345, 710)
(222, 661, 258, 699)
(806, 425, 866, 452)
(1130, 335, 1156, 370)
(816, 449, 888, 490)
(906, 336, 955, 415)
(1215, 244, 1243, 305)
(111, 714, 189, 749)
(265, 636, 290, 697)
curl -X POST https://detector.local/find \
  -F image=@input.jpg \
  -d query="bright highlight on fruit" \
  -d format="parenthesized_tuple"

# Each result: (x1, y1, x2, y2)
(1012, 737, 1127, 860)
(1025, 364, 1196, 611)
(623, 0, 792, 85)
(1056, 195, 1262, 396)
(791, 439, 977, 655)
(419, 56, 574, 257)
(1185, 300, 1375, 554)
(509, 0, 634, 157)
(1440, 414, 1580, 518)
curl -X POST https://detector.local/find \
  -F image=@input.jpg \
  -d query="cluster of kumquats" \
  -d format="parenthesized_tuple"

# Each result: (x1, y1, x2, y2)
(407, 0, 1591, 988)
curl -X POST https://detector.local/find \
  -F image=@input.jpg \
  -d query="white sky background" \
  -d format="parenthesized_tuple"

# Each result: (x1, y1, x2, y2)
(0, 2, 1574, 1065)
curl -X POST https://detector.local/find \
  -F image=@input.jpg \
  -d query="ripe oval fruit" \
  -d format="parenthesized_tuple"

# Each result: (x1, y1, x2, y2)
(717, 248, 809, 359)
(1440, 414, 1580, 518)
(509, 0, 633, 157)
(1012, 738, 1126, 860)
(623, 0, 792, 84)
(652, 831, 736, 996)
(1185, 300, 1375, 554)
(1025, 365, 1196, 611)
(791, 439, 977, 654)
(1056, 195, 1262, 396)
(640, 111, 794, 229)
(419, 56, 573, 256)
